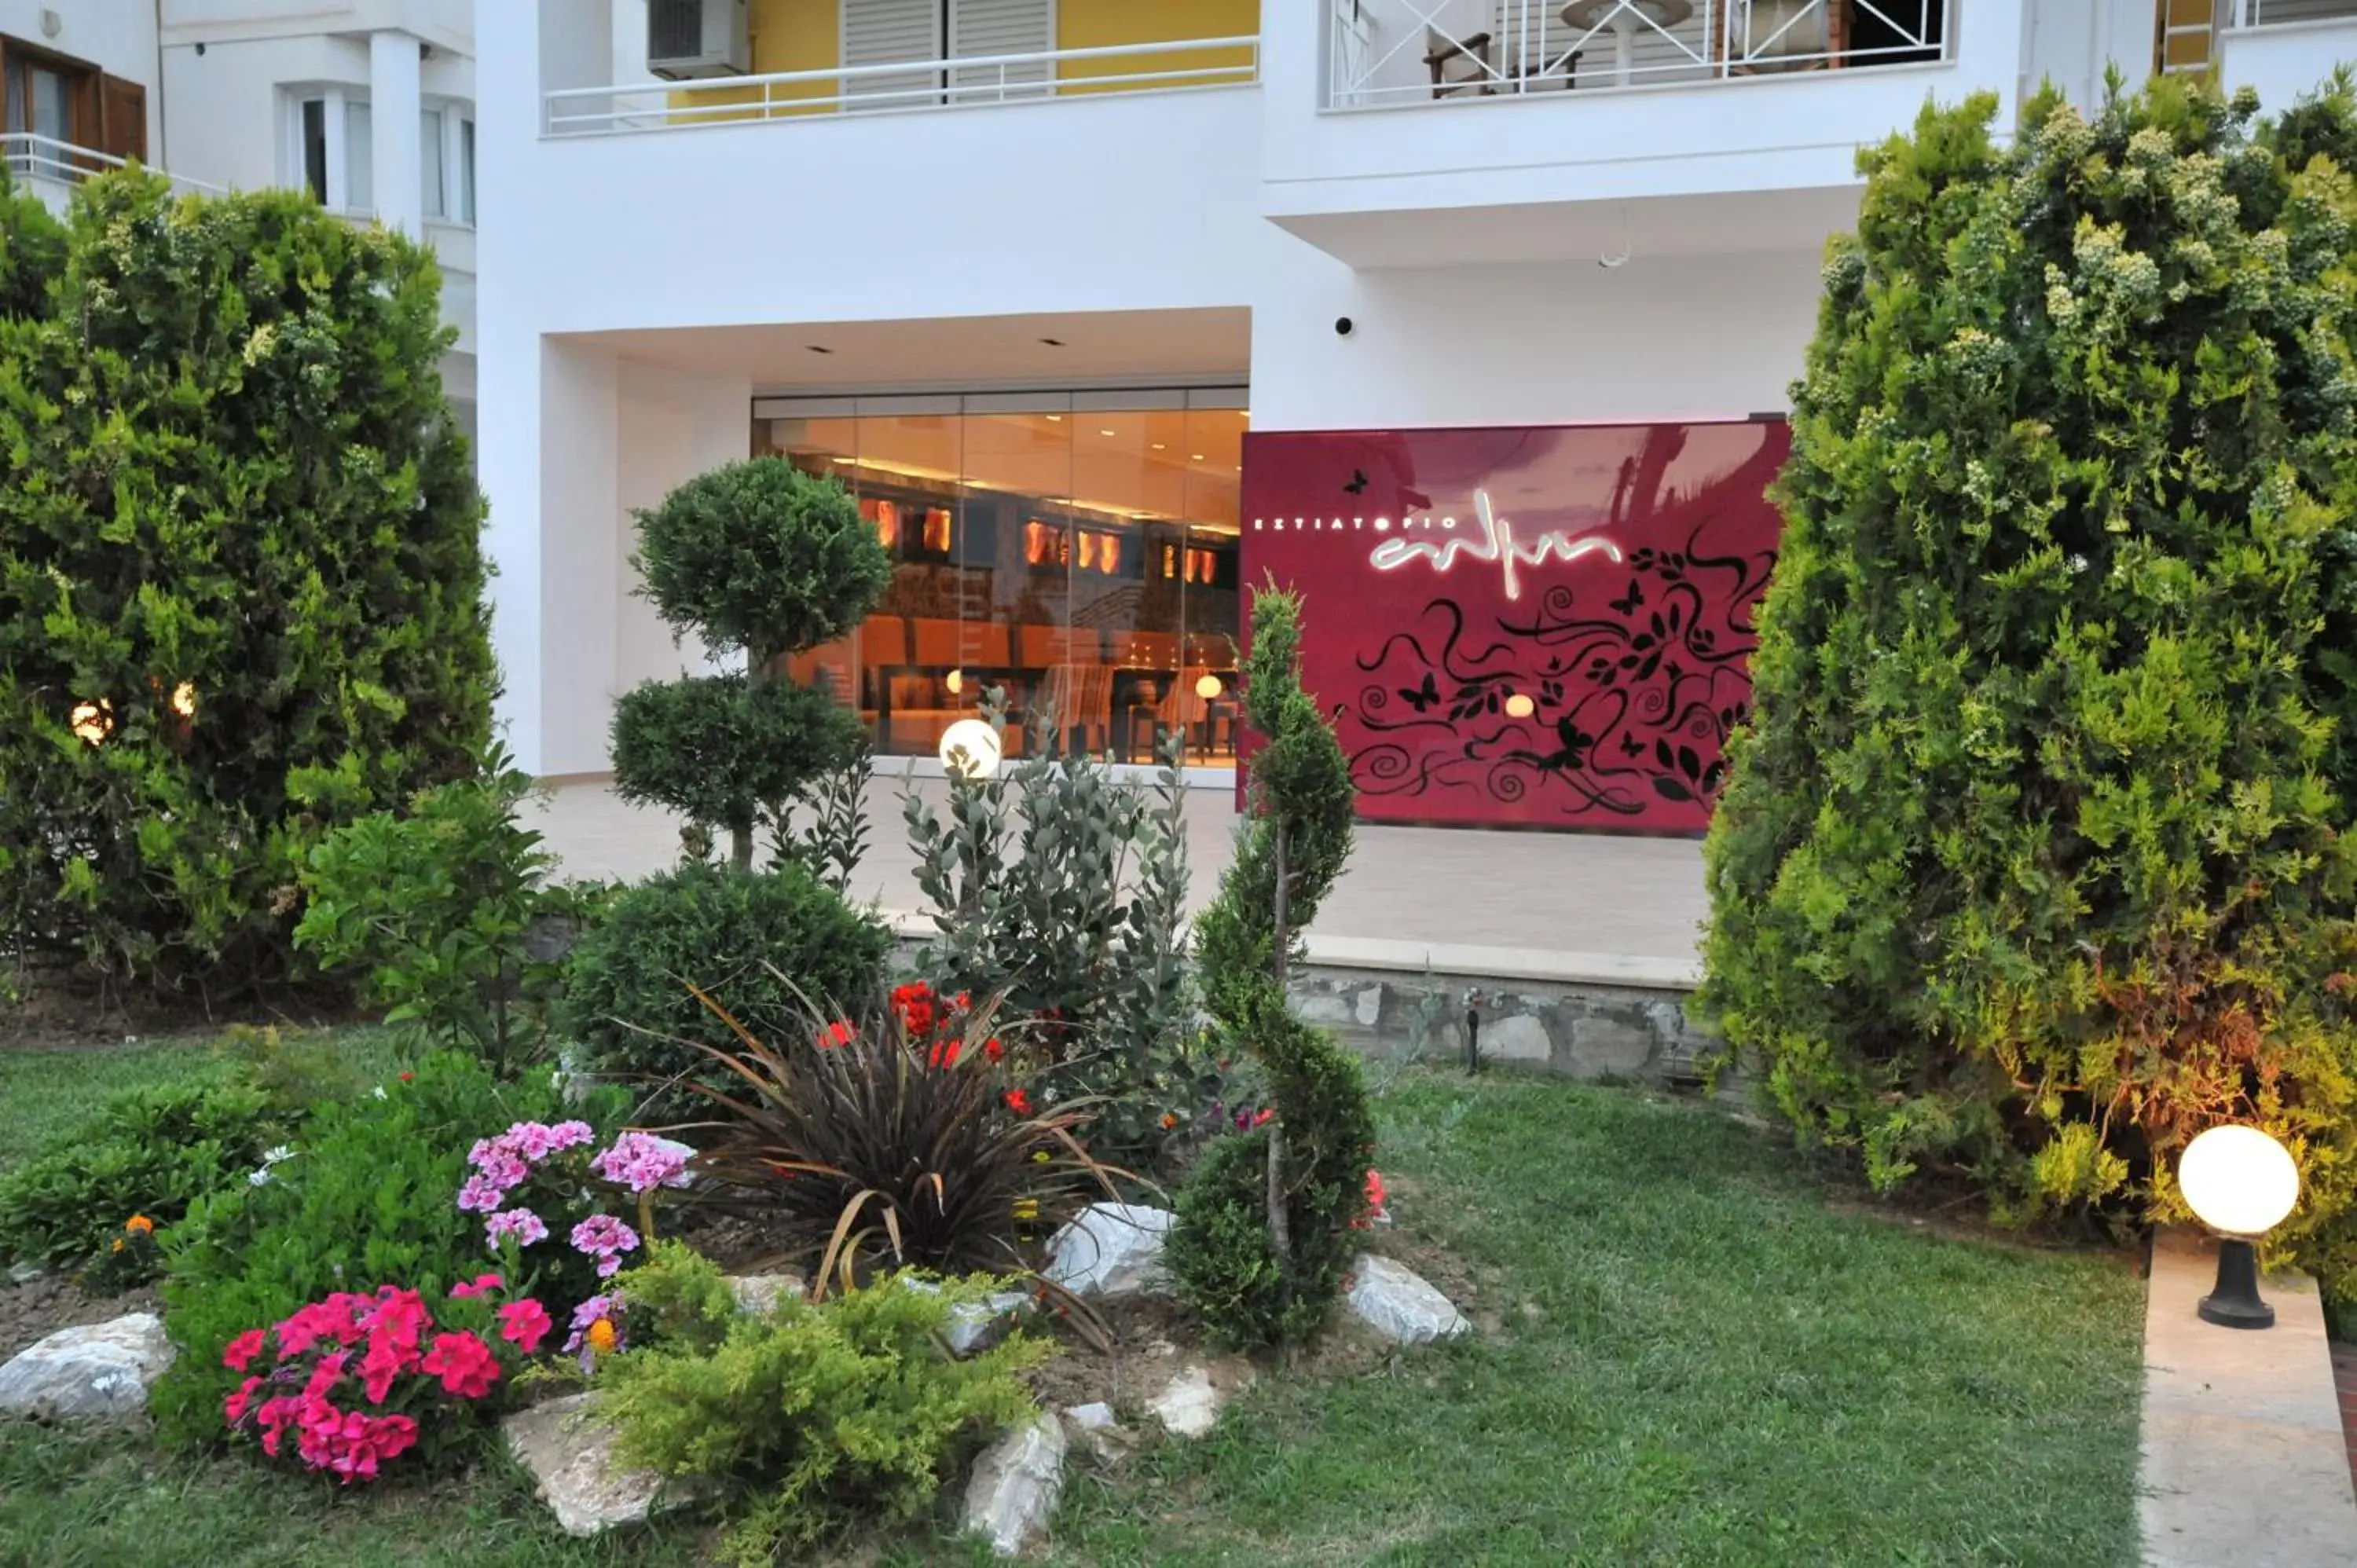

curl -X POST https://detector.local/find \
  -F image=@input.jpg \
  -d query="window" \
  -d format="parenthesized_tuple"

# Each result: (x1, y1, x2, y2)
(0, 37, 145, 179)
(343, 100, 372, 211)
(457, 118, 475, 225)
(419, 107, 443, 218)
(300, 97, 327, 200)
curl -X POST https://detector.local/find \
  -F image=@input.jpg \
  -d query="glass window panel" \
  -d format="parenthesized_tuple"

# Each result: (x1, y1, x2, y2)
(1176, 408, 1246, 766)
(420, 108, 445, 217)
(458, 119, 475, 224)
(299, 97, 328, 202)
(344, 99, 372, 211)
(3, 60, 25, 134)
(30, 65, 69, 143)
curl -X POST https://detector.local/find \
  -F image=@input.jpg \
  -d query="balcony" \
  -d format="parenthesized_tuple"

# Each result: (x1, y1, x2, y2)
(0, 134, 225, 216)
(2216, 0, 2357, 110)
(542, 35, 1258, 137)
(1264, 0, 2008, 269)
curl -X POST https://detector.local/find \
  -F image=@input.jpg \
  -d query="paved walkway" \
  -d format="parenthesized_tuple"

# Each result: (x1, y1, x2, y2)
(2139, 1229, 2357, 1567)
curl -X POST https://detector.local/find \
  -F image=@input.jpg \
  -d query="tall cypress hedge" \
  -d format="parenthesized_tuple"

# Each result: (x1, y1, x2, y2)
(1702, 79, 2357, 1293)
(0, 170, 490, 995)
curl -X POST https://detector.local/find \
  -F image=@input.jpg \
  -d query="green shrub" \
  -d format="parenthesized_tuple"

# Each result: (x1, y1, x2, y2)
(613, 457, 889, 870)
(1168, 587, 1376, 1347)
(905, 710, 1217, 1171)
(1697, 80, 2357, 1288)
(601, 1241, 1048, 1567)
(684, 981, 1115, 1288)
(211, 1023, 379, 1116)
(295, 749, 597, 1078)
(556, 859, 889, 1120)
(0, 168, 490, 994)
(0, 1080, 284, 1275)
(150, 1051, 625, 1448)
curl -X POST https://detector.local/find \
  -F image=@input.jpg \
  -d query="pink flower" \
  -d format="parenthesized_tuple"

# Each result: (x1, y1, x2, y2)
(359, 1335, 406, 1404)
(498, 1299, 553, 1355)
(222, 1329, 266, 1372)
(448, 1272, 505, 1299)
(505, 1121, 559, 1161)
(591, 1132, 696, 1194)
(302, 1351, 350, 1402)
(569, 1214, 640, 1276)
(456, 1173, 508, 1214)
(548, 1120, 596, 1152)
(255, 1394, 298, 1456)
(223, 1375, 264, 1424)
(485, 1207, 548, 1248)
(420, 1331, 501, 1400)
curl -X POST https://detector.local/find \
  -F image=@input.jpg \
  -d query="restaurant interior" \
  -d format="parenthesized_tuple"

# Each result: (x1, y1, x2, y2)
(754, 388, 1246, 768)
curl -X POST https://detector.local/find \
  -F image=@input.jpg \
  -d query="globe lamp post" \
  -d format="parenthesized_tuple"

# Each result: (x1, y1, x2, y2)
(939, 717, 1003, 781)
(2177, 1124, 2300, 1331)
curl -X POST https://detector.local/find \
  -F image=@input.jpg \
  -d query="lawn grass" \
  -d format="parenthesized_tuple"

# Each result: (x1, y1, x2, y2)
(0, 1042, 2146, 1568)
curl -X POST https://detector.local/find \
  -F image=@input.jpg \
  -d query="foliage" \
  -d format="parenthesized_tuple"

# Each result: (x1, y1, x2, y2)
(1168, 585, 1376, 1346)
(906, 707, 1220, 1171)
(768, 734, 874, 897)
(295, 749, 597, 1078)
(150, 1051, 626, 1449)
(0, 168, 491, 995)
(614, 456, 889, 869)
(680, 983, 1116, 1291)
(555, 859, 890, 1121)
(217, 1277, 558, 1483)
(610, 672, 867, 864)
(599, 1241, 1049, 1567)
(212, 1024, 374, 1116)
(0, 1079, 284, 1276)
(1699, 79, 2357, 1295)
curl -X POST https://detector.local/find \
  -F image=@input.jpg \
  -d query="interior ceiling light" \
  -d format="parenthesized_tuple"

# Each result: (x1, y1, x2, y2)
(1191, 453, 1205, 461)
(1099, 429, 1116, 438)
(1151, 443, 1166, 451)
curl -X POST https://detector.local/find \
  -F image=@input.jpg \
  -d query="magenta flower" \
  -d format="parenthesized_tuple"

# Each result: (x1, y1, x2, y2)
(592, 1132, 695, 1194)
(484, 1207, 548, 1249)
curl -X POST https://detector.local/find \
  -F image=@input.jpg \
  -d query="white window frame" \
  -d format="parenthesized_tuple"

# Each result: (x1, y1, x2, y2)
(423, 97, 475, 228)
(287, 88, 475, 227)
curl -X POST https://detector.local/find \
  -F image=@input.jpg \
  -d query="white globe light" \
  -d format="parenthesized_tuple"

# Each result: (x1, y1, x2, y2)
(1503, 692, 1536, 720)
(945, 668, 964, 695)
(2179, 1125, 2300, 1237)
(1194, 673, 1222, 700)
(939, 718, 1003, 779)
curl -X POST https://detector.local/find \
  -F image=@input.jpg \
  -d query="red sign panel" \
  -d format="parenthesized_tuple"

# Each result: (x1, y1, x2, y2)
(1239, 419, 1789, 834)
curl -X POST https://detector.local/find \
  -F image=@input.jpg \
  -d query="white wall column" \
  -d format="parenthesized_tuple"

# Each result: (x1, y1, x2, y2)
(369, 29, 423, 235)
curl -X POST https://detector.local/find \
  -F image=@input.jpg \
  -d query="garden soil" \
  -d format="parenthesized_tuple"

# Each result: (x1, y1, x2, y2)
(0, 1274, 159, 1365)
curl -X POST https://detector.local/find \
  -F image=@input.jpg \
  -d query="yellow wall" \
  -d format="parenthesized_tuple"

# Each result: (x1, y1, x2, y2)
(1057, 0, 1259, 92)
(669, 0, 1260, 120)
(670, 0, 841, 123)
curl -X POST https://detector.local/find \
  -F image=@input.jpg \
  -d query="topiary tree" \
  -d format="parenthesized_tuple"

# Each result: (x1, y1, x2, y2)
(1699, 78, 2357, 1296)
(611, 458, 889, 871)
(1167, 584, 1376, 1347)
(0, 169, 490, 997)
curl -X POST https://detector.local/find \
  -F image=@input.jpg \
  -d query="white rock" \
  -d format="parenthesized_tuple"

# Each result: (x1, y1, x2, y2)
(1043, 1203, 1175, 1299)
(1061, 1400, 1134, 1463)
(0, 1313, 173, 1420)
(1146, 1365, 1225, 1438)
(1064, 1401, 1117, 1432)
(963, 1411, 1066, 1557)
(504, 1393, 695, 1537)
(6, 1262, 44, 1286)
(1346, 1255, 1471, 1345)
(946, 1291, 1032, 1357)
(726, 1272, 805, 1317)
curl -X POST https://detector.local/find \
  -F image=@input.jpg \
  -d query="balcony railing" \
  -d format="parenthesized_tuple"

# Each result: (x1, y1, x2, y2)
(0, 132, 225, 196)
(2222, 0, 2357, 26)
(544, 35, 1259, 137)
(1327, 0, 1949, 107)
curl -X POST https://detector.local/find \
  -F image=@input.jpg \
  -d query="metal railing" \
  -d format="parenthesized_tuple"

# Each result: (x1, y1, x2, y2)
(1327, 0, 1948, 107)
(544, 35, 1259, 137)
(0, 132, 225, 195)
(2222, 0, 2357, 26)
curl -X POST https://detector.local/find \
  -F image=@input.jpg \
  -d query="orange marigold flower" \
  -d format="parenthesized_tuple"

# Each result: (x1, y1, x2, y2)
(1160, 1112, 1178, 1130)
(125, 1214, 155, 1236)
(585, 1318, 618, 1355)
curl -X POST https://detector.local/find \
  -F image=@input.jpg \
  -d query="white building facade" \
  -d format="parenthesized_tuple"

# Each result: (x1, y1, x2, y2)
(452, 2, 2357, 824)
(1, 1, 477, 446)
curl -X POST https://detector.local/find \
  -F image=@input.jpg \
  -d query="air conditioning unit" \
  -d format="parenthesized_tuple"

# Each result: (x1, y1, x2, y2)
(647, 0, 750, 80)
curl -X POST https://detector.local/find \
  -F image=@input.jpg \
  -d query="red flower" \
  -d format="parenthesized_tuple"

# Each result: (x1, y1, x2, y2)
(223, 1375, 264, 1425)
(359, 1334, 407, 1403)
(984, 1037, 1005, 1064)
(816, 1019, 856, 1049)
(929, 1039, 963, 1069)
(222, 1328, 266, 1372)
(498, 1298, 554, 1356)
(398, 1072, 413, 1083)
(448, 1272, 504, 1300)
(1365, 1169, 1388, 1211)
(302, 1351, 350, 1403)
(1003, 1088, 1032, 1116)
(1252, 1108, 1275, 1128)
(892, 981, 940, 1039)
(420, 1331, 502, 1400)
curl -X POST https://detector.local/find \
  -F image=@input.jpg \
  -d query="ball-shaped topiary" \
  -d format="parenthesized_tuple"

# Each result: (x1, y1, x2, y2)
(557, 859, 892, 1122)
(1699, 79, 2357, 1298)
(614, 457, 889, 870)
(0, 170, 489, 994)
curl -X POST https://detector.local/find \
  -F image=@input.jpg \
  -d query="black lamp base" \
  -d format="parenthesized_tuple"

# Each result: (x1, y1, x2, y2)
(2197, 1236, 2275, 1330)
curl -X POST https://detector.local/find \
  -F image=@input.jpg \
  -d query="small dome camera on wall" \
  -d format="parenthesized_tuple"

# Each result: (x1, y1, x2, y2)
(1334, 317, 1354, 337)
